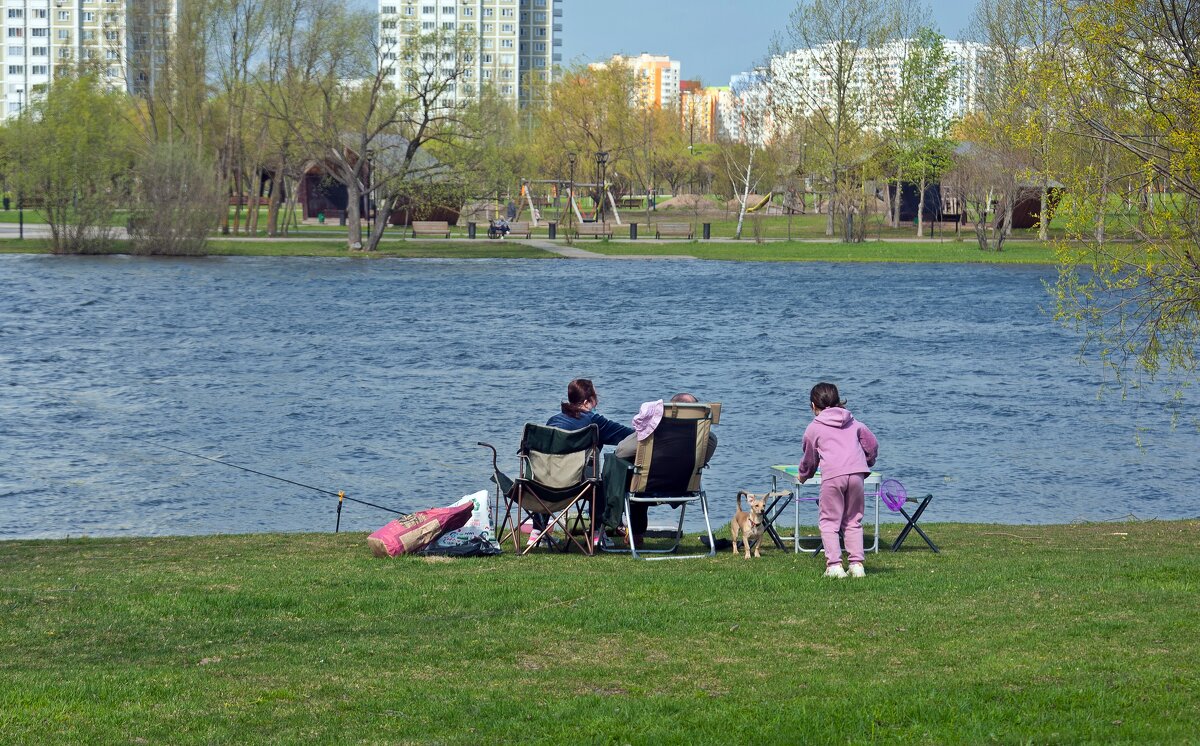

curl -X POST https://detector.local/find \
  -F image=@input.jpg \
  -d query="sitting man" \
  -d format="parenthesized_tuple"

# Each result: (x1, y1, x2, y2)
(609, 392, 718, 548)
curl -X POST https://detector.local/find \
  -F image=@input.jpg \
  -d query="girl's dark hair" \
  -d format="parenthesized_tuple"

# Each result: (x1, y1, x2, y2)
(810, 382, 846, 410)
(561, 378, 598, 418)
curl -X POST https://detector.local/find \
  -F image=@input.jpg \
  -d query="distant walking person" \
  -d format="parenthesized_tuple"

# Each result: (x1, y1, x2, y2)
(796, 382, 878, 579)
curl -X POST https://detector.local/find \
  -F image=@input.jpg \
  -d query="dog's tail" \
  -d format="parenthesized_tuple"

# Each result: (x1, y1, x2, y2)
(736, 489, 749, 511)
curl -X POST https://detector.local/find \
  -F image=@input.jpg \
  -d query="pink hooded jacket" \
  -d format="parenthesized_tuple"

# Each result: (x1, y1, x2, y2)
(797, 407, 878, 481)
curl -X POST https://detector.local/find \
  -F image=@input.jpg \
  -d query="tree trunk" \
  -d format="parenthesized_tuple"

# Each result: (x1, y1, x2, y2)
(1096, 142, 1108, 245)
(825, 168, 836, 237)
(1037, 181, 1049, 241)
(916, 175, 926, 237)
(734, 154, 754, 239)
(266, 166, 283, 237)
(892, 164, 903, 229)
(365, 195, 394, 253)
(345, 180, 362, 249)
(246, 165, 261, 236)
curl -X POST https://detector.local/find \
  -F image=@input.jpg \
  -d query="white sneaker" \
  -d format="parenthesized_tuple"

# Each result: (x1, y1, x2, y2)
(527, 529, 542, 545)
(848, 562, 866, 578)
(824, 564, 848, 579)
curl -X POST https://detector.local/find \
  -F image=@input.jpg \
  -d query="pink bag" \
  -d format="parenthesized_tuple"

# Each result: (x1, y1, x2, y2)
(367, 502, 473, 558)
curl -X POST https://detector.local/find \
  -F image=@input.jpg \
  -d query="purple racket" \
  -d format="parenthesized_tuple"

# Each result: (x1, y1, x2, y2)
(881, 478, 908, 512)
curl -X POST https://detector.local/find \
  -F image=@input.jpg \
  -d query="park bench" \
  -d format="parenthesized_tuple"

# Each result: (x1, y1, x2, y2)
(928, 213, 961, 236)
(506, 221, 533, 238)
(655, 222, 694, 239)
(411, 220, 451, 238)
(573, 222, 613, 239)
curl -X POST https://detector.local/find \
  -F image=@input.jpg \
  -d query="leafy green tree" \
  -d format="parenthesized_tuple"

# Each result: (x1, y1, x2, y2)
(1052, 0, 1200, 390)
(896, 27, 957, 236)
(1, 74, 136, 253)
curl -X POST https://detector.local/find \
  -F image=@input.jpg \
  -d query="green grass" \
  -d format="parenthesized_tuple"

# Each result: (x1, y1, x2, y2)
(1, 521, 1197, 743)
(588, 238, 1061, 264)
(205, 239, 554, 259)
(0, 238, 554, 260)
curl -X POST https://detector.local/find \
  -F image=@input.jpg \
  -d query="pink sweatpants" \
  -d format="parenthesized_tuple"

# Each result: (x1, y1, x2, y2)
(819, 474, 865, 566)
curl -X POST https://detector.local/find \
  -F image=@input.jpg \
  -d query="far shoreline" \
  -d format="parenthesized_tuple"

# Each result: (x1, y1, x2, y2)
(0, 236, 1063, 264)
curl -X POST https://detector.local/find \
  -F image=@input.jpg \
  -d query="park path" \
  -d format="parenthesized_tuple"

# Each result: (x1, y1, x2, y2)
(522, 238, 696, 259)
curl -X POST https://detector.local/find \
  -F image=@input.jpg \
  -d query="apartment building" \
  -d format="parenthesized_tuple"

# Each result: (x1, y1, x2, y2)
(727, 38, 988, 141)
(2, 0, 176, 120)
(592, 52, 680, 109)
(378, 0, 561, 110)
(680, 81, 727, 144)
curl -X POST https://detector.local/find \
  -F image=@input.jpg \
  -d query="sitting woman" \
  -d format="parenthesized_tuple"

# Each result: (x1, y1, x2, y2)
(529, 378, 633, 546)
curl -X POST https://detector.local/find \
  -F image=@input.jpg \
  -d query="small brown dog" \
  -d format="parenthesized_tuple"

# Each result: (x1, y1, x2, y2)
(731, 490, 768, 559)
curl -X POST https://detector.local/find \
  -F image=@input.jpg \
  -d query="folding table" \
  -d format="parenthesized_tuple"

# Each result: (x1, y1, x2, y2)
(767, 466, 881, 555)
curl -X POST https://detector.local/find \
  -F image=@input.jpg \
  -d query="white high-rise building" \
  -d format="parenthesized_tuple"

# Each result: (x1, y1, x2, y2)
(728, 38, 988, 140)
(378, 0, 561, 110)
(1, 0, 177, 120)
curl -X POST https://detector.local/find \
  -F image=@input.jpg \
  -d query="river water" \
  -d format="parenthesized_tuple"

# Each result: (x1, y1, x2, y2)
(1, 255, 1197, 539)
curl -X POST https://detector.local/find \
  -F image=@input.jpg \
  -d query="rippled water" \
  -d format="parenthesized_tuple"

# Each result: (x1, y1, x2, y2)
(1, 254, 1197, 539)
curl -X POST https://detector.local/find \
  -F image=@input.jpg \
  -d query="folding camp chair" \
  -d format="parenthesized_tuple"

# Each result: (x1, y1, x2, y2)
(880, 479, 939, 553)
(487, 423, 602, 556)
(603, 402, 719, 560)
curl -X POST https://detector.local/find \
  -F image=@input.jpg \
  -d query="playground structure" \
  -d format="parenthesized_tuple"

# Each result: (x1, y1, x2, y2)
(517, 179, 623, 227)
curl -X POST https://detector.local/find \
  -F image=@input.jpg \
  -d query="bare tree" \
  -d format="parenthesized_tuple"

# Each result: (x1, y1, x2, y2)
(774, 0, 892, 237)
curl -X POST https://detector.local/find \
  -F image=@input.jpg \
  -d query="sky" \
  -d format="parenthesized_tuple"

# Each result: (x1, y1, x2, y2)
(559, 0, 977, 86)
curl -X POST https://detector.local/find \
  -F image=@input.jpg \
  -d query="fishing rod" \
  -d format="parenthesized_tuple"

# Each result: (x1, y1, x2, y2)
(129, 435, 403, 532)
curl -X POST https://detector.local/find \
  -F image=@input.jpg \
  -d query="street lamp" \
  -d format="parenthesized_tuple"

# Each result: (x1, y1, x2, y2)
(15, 88, 23, 240)
(566, 152, 576, 223)
(595, 150, 608, 227)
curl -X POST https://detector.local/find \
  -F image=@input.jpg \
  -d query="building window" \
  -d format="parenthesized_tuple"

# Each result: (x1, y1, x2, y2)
(441, 5, 454, 13)
(82, 30, 96, 41)
(32, 47, 47, 56)
(83, 11, 95, 21)
(500, 8, 513, 16)
(31, 28, 48, 37)
(106, 50, 119, 60)
(421, 5, 434, 12)
(58, 30, 70, 40)
(6, 29, 22, 38)
(442, 21, 453, 29)
(403, 6, 414, 15)
(462, 7, 472, 16)
(33, 9, 47, 18)
(7, 8, 22, 18)
(8, 65, 23, 75)
(7, 46, 21, 56)
(58, 10, 70, 20)
(421, 21, 434, 29)
(381, 5, 396, 13)
(500, 39, 512, 48)
(501, 23, 513, 32)
(32, 65, 47, 75)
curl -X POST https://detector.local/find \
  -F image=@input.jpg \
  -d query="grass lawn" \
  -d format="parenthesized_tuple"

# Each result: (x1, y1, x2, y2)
(205, 239, 555, 259)
(0, 238, 554, 260)
(588, 239, 1061, 264)
(1, 521, 1196, 743)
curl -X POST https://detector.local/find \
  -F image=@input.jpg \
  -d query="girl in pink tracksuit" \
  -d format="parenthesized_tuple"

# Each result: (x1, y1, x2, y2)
(796, 383, 879, 578)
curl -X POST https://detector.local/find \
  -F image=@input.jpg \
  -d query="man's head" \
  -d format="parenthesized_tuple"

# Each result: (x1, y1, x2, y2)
(671, 392, 699, 403)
